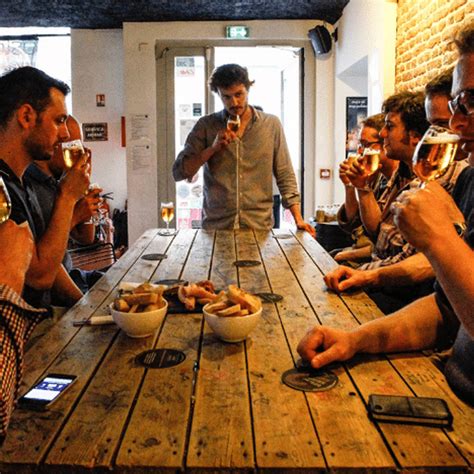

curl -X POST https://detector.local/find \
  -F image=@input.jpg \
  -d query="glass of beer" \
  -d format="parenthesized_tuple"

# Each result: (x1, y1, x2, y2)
(159, 201, 176, 236)
(412, 125, 459, 186)
(227, 114, 240, 133)
(0, 176, 11, 224)
(62, 139, 85, 168)
(359, 148, 381, 176)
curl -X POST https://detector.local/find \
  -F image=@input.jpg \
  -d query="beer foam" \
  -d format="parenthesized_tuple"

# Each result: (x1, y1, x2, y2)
(424, 133, 459, 144)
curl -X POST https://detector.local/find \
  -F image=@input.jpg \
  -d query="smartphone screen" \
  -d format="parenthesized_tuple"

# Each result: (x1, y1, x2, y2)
(19, 374, 77, 408)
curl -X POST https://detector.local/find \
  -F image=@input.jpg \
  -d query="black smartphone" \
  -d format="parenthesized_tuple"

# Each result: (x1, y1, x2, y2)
(18, 373, 77, 410)
(368, 394, 453, 428)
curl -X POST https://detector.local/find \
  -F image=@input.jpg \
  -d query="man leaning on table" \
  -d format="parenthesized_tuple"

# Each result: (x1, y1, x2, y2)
(172, 63, 315, 237)
(0, 221, 48, 442)
(298, 24, 474, 406)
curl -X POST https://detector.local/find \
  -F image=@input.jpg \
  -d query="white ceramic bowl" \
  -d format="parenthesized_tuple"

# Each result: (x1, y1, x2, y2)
(203, 304, 262, 343)
(110, 299, 168, 338)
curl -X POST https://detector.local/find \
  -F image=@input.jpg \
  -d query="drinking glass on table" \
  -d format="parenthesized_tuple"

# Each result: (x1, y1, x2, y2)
(85, 183, 103, 224)
(62, 139, 85, 168)
(412, 125, 459, 187)
(0, 176, 11, 224)
(159, 201, 176, 236)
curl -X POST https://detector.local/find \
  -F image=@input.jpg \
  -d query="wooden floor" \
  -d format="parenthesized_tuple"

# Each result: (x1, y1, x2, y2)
(1, 229, 472, 473)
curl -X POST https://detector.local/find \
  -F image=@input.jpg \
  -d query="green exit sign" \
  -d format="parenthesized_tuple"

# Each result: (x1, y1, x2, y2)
(225, 26, 250, 39)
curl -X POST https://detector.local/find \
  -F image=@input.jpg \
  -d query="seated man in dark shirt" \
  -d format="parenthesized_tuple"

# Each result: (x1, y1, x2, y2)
(0, 67, 90, 309)
(297, 25, 474, 406)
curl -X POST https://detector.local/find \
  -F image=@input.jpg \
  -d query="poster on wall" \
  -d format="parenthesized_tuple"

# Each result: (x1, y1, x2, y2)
(346, 97, 367, 155)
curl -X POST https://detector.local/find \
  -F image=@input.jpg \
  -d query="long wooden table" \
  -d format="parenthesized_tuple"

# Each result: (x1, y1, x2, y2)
(1, 229, 472, 473)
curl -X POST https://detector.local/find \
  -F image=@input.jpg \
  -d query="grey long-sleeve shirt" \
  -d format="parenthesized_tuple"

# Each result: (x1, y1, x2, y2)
(173, 108, 300, 230)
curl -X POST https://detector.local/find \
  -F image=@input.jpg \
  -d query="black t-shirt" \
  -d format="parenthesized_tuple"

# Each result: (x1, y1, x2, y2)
(0, 159, 49, 309)
(435, 166, 474, 406)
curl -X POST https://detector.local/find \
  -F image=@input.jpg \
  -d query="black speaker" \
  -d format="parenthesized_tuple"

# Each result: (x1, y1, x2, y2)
(308, 25, 332, 55)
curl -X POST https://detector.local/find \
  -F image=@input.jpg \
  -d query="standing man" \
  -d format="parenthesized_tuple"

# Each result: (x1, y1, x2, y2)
(0, 66, 90, 309)
(173, 63, 314, 236)
(297, 25, 474, 406)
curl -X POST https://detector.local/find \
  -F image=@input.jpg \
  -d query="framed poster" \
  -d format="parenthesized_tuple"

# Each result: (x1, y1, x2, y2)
(346, 97, 367, 155)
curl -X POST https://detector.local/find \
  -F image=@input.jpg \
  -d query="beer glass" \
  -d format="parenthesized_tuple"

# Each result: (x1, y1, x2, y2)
(0, 176, 11, 224)
(159, 201, 176, 236)
(226, 114, 240, 133)
(62, 139, 85, 168)
(359, 147, 381, 176)
(412, 125, 459, 186)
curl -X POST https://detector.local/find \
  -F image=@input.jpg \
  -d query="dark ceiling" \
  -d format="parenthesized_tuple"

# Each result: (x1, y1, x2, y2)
(0, 0, 350, 29)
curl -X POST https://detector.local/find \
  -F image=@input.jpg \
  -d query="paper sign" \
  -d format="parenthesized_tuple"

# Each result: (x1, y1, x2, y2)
(131, 114, 151, 140)
(83, 123, 108, 141)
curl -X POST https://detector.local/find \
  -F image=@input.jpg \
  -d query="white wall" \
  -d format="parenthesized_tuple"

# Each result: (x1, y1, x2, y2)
(71, 29, 127, 214)
(333, 0, 397, 204)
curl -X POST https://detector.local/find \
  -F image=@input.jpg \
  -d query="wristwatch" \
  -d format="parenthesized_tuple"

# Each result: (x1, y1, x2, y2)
(453, 222, 467, 237)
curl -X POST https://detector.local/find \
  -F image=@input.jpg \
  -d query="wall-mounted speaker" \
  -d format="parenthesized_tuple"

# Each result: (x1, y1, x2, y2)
(308, 25, 332, 56)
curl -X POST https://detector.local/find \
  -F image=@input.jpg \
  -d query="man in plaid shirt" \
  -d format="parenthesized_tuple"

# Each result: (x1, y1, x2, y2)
(0, 221, 47, 442)
(325, 84, 467, 313)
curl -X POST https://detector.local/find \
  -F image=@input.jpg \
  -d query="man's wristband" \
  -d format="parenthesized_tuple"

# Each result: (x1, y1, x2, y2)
(355, 186, 372, 192)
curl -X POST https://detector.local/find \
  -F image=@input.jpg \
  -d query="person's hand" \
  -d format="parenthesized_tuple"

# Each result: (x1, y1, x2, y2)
(339, 160, 352, 186)
(323, 265, 373, 292)
(211, 129, 236, 153)
(346, 158, 373, 189)
(334, 249, 359, 263)
(392, 181, 463, 251)
(0, 220, 34, 293)
(296, 220, 316, 238)
(72, 189, 102, 226)
(297, 325, 357, 369)
(59, 153, 91, 202)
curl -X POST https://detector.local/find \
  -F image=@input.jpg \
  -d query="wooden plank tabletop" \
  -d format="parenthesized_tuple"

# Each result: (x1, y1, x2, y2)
(0, 229, 472, 473)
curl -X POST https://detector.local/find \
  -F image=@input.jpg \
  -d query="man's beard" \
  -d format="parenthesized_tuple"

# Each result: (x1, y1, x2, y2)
(24, 134, 51, 162)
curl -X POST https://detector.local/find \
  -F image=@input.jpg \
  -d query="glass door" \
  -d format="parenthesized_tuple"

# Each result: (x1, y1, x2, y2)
(157, 44, 303, 230)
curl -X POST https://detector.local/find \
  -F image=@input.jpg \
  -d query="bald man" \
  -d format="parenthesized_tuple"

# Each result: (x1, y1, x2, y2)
(25, 115, 102, 306)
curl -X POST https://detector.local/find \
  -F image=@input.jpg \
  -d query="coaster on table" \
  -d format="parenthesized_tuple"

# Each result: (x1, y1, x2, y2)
(141, 253, 168, 261)
(255, 292, 283, 303)
(281, 367, 338, 392)
(136, 349, 186, 368)
(233, 260, 261, 268)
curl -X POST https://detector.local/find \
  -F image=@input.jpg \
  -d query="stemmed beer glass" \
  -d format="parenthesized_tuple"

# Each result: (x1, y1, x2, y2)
(62, 139, 85, 169)
(0, 176, 12, 224)
(227, 114, 240, 133)
(412, 125, 459, 187)
(159, 201, 176, 236)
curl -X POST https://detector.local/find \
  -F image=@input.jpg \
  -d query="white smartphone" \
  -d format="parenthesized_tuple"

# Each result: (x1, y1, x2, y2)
(18, 373, 77, 410)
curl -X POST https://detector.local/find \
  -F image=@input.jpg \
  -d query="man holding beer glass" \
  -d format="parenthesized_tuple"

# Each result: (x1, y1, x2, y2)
(298, 25, 474, 406)
(173, 64, 314, 237)
(0, 67, 90, 310)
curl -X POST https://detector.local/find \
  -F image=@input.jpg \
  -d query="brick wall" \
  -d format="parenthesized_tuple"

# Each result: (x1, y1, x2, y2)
(396, 0, 474, 91)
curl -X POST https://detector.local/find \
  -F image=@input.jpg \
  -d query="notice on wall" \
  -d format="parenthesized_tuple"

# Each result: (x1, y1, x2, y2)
(131, 143, 152, 172)
(83, 123, 108, 141)
(131, 113, 151, 140)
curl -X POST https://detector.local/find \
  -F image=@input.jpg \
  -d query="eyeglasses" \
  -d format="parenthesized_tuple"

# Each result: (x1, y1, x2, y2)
(448, 89, 474, 116)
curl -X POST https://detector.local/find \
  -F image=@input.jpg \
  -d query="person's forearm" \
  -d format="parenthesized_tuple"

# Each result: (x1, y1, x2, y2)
(369, 253, 435, 287)
(0, 272, 24, 295)
(357, 190, 382, 236)
(424, 232, 474, 336)
(181, 147, 216, 179)
(288, 203, 305, 226)
(71, 223, 95, 245)
(350, 294, 442, 354)
(26, 192, 77, 289)
(343, 186, 359, 222)
(52, 265, 83, 306)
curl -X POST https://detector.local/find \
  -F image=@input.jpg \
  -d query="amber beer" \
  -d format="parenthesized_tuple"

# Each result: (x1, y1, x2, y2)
(413, 136, 459, 182)
(0, 177, 11, 223)
(62, 139, 85, 168)
(161, 202, 175, 223)
(227, 115, 240, 133)
(360, 148, 380, 175)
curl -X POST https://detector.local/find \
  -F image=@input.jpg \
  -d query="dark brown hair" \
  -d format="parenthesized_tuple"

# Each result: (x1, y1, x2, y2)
(208, 64, 255, 92)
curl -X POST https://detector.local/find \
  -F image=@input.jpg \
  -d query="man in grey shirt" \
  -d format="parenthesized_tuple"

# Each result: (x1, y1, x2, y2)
(173, 64, 315, 236)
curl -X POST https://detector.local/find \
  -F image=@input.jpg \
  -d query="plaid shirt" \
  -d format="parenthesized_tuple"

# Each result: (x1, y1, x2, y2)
(0, 285, 47, 441)
(360, 159, 469, 270)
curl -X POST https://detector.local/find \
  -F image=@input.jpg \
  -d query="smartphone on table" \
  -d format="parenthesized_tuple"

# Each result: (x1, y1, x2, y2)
(368, 394, 453, 428)
(18, 373, 77, 410)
